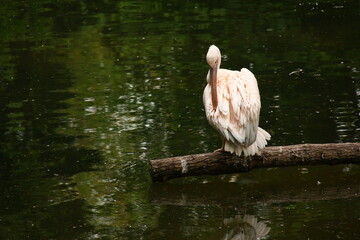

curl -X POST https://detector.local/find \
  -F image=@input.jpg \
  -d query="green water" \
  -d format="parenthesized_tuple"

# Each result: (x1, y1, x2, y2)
(0, 0, 359, 239)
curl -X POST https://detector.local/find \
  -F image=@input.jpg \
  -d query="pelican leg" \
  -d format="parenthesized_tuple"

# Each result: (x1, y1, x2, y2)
(214, 140, 226, 152)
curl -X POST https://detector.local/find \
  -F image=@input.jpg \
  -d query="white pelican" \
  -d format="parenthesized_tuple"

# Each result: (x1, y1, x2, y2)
(203, 45, 270, 156)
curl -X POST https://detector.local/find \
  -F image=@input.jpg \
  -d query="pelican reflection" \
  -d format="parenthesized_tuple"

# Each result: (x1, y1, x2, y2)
(207, 215, 270, 240)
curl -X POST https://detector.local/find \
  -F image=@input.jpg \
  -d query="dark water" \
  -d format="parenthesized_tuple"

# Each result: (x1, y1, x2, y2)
(0, 0, 359, 239)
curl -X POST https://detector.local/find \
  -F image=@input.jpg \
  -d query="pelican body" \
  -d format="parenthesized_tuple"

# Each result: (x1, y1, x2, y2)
(203, 45, 270, 156)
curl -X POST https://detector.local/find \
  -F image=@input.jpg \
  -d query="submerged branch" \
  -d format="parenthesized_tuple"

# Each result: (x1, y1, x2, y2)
(149, 182, 360, 207)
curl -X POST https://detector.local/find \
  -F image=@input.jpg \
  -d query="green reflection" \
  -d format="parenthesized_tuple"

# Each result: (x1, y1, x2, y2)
(0, 0, 359, 239)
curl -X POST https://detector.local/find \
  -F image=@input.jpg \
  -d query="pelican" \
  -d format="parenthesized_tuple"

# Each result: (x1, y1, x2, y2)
(203, 45, 270, 156)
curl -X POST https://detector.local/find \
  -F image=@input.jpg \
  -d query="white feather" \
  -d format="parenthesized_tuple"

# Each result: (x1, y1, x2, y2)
(203, 52, 271, 156)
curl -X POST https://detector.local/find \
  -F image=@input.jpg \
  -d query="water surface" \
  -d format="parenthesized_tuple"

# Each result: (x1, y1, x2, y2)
(0, 0, 359, 239)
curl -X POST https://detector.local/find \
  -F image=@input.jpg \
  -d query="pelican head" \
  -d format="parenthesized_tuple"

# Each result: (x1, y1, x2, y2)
(206, 45, 221, 69)
(206, 45, 221, 111)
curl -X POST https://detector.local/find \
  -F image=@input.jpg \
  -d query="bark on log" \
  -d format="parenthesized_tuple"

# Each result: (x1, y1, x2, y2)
(149, 142, 360, 182)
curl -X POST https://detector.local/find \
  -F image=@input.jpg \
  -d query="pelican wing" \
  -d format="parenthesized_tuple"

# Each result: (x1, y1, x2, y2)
(204, 68, 261, 146)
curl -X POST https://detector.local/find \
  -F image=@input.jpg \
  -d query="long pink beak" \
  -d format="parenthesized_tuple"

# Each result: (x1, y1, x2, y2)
(210, 62, 218, 111)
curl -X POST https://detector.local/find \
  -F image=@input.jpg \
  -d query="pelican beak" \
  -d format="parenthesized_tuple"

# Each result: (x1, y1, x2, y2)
(210, 62, 218, 111)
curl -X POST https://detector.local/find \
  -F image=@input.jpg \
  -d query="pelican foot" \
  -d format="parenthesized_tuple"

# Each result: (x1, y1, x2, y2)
(214, 148, 226, 153)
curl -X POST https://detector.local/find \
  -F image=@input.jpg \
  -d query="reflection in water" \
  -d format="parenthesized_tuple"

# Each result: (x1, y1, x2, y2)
(149, 164, 360, 207)
(208, 215, 270, 240)
(0, 0, 360, 239)
(0, 44, 102, 239)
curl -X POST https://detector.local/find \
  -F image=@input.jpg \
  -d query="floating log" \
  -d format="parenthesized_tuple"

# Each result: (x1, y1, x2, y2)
(149, 142, 360, 182)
